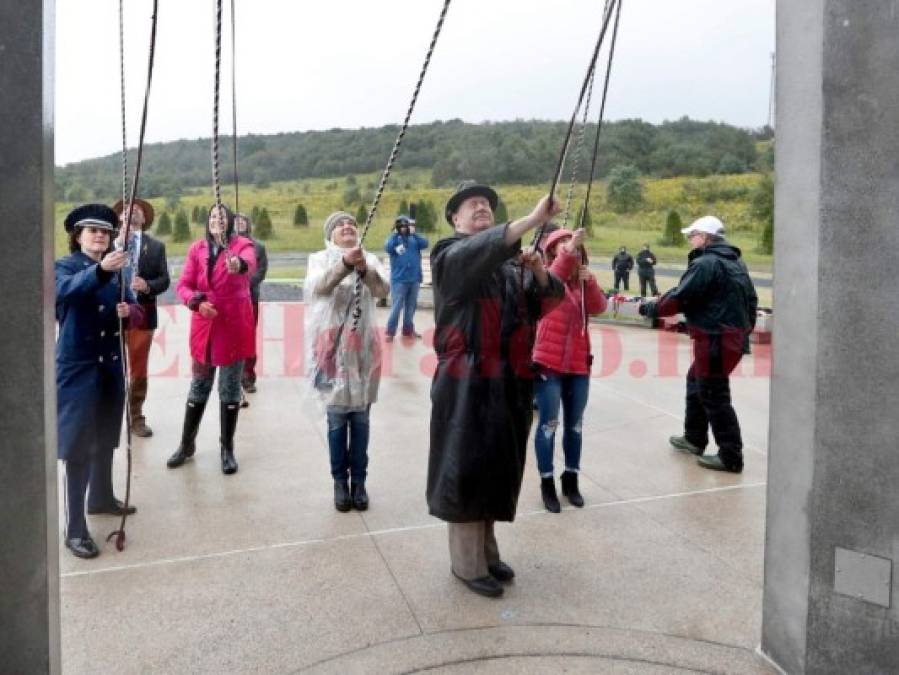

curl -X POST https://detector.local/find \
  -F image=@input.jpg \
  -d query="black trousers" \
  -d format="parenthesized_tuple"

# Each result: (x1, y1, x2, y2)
(613, 271, 630, 291)
(683, 332, 745, 469)
(638, 272, 658, 297)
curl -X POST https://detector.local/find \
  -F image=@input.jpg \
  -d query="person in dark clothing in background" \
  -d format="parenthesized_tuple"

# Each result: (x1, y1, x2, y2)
(611, 246, 634, 291)
(428, 181, 564, 599)
(235, 213, 268, 397)
(639, 216, 758, 473)
(636, 243, 659, 297)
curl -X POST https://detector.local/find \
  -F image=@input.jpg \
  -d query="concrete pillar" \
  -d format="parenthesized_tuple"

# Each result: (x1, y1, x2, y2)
(763, 1, 899, 673)
(0, 1, 61, 672)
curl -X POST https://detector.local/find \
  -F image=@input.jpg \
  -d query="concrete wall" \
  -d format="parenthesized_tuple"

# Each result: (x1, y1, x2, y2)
(0, 1, 60, 672)
(764, 1, 899, 672)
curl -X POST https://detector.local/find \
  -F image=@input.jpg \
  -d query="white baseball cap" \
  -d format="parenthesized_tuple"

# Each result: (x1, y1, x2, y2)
(681, 215, 725, 236)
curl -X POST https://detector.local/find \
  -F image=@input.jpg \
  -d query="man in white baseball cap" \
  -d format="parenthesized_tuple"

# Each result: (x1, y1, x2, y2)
(639, 215, 758, 473)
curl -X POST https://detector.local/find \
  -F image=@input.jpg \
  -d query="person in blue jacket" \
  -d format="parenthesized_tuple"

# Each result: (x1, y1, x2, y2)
(56, 204, 141, 559)
(383, 215, 429, 341)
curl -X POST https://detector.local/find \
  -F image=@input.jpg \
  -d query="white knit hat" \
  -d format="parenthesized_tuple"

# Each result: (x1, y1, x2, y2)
(323, 211, 356, 241)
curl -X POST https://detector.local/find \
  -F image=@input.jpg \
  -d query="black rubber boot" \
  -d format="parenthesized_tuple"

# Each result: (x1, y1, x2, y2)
(540, 476, 561, 513)
(351, 481, 369, 511)
(560, 470, 585, 508)
(334, 480, 351, 512)
(220, 402, 239, 475)
(167, 400, 207, 468)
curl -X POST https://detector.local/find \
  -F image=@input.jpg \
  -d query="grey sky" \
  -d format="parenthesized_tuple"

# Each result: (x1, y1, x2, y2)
(56, 0, 775, 166)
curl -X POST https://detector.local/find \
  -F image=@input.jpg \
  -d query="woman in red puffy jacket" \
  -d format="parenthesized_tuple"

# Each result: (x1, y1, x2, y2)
(532, 227, 607, 512)
(167, 204, 256, 475)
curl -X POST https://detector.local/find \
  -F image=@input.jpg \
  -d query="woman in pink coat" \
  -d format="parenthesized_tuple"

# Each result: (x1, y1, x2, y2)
(531, 227, 607, 512)
(167, 204, 256, 475)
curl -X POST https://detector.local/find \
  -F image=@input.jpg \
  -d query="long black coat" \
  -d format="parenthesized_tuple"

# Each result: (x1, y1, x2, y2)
(427, 225, 564, 523)
(133, 233, 169, 330)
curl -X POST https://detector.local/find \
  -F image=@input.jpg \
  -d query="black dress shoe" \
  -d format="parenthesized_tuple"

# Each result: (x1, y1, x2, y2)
(65, 535, 99, 559)
(488, 561, 515, 583)
(87, 499, 137, 516)
(452, 570, 503, 598)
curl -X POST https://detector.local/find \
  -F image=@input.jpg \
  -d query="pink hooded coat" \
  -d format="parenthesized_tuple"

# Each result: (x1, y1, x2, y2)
(177, 236, 257, 366)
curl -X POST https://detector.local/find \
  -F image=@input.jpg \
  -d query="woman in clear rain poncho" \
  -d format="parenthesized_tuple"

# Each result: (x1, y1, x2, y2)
(304, 212, 389, 512)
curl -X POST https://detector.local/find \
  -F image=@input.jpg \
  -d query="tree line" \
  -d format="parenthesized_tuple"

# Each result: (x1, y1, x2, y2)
(56, 117, 769, 203)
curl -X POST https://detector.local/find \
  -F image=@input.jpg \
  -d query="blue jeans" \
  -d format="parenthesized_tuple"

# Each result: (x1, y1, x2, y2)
(386, 281, 420, 336)
(326, 406, 370, 482)
(534, 372, 590, 476)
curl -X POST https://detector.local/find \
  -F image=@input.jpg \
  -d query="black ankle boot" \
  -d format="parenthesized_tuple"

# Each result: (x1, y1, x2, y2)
(334, 480, 351, 512)
(540, 476, 561, 513)
(560, 470, 584, 508)
(167, 400, 207, 468)
(220, 402, 239, 475)
(351, 481, 369, 511)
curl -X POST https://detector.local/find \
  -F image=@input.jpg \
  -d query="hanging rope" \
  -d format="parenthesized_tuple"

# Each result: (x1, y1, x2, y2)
(109, 0, 160, 552)
(561, 64, 597, 228)
(348, 0, 452, 330)
(532, 0, 619, 251)
(118, 0, 129, 205)
(212, 0, 224, 215)
(579, 0, 623, 227)
(230, 0, 240, 213)
(578, 0, 623, 335)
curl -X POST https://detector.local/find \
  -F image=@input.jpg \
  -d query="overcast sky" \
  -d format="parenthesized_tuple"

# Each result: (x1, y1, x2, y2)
(56, 0, 775, 166)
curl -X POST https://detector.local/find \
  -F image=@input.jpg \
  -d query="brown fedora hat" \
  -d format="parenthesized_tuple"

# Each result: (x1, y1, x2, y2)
(112, 197, 155, 228)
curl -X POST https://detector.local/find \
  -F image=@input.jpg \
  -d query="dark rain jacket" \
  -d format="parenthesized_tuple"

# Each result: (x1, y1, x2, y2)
(636, 249, 657, 276)
(612, 251, 634, 273)
(427, 225, 564, 523)
(645, 240, 758, 337)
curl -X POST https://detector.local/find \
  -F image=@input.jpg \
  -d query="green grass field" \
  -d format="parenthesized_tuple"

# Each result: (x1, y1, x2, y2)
(54, 169, 772, 270)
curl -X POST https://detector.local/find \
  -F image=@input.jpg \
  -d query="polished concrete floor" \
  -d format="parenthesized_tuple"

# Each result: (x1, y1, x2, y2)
(59, 304, 776, 674)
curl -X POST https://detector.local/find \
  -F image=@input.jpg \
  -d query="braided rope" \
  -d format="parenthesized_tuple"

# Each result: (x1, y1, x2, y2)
(119, 0, 129, 204)
(230, 0, 239, 213)
(562, 64, 597, 228)
(109, 0, 159, 552)
(349, 0, 452, 330)
(580, 0, 623, 225)
(533, 0, 619, 250)
(212, 0, 223, 212)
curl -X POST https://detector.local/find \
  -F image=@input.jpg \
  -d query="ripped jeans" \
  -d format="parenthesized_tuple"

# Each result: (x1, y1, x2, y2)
(534, 370, 590, 477)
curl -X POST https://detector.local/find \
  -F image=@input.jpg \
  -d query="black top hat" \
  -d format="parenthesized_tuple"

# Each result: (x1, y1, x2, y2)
(63, 204, 119, 233)
(444, 180, 498, 225)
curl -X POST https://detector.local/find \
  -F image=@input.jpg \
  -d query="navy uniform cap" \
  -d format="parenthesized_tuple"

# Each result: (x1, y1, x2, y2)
(64, 203, 119, 233)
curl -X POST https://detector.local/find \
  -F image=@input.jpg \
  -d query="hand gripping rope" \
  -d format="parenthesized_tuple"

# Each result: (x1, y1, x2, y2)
(110, 0, 159, 551)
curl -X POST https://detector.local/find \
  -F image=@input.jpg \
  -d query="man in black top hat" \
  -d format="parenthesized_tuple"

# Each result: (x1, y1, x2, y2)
(427, 181, 564, 598)
(113, 198, 169, 438)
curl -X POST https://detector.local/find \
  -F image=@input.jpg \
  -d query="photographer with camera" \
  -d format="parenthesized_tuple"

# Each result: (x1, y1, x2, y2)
(384, 214, 429, 341)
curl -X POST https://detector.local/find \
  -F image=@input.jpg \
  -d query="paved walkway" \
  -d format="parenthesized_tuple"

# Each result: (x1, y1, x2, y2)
(59, 305, 775, 674)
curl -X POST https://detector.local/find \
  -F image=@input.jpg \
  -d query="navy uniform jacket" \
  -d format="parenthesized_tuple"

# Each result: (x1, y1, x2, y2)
(55, 252, 139, 462)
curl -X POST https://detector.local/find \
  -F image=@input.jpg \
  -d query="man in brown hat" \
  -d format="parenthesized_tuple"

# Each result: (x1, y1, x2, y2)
(113, 198, 170, 437)
(427, 181, 564, 598)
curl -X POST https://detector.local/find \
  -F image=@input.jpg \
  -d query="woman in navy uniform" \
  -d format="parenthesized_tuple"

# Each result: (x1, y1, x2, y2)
(56, 204, 141, 559)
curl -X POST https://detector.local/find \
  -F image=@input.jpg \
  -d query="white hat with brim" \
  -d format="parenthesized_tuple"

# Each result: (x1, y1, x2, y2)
(681, 215, 725, 236)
